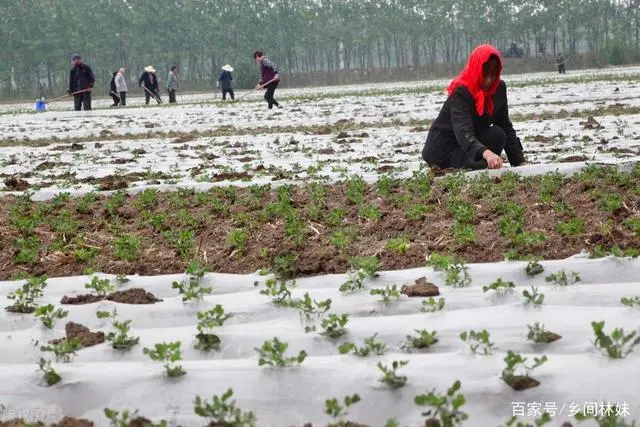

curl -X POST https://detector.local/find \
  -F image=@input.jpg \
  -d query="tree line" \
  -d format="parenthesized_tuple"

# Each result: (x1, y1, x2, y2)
(1, 0, 638, 99)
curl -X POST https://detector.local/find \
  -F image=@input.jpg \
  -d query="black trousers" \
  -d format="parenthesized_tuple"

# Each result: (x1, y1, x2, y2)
(264, 81, 279, 109)
(222, 88, 235, 100)
(436, 125, 506, 170)
(73, 92, 91, 111)
(168, 89, 176, 103)
(145, 89, 161, 104)
(110, 94, 120, 106)
(119, 92, 127, 106)
(558, 64, 566, 74)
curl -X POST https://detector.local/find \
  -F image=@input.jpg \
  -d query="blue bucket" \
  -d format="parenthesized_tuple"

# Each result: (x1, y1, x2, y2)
(35, 99, 46, 112)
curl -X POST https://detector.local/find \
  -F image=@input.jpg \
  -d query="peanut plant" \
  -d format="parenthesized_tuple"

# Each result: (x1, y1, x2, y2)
(194, 388, 257, 426)
(171, 259, 212, 302)
(255, 337, 307, 367)
(525, 260, 544, 276)
(35, 304, 68, 329)
(38, 357, 61, 386)
(591, 321, 640, 359)
(260, 278, 296, 305)
(421, 297, 445, 313)
(325, 394, 361, 427)
(143, 341, 186, 377)
(402, 329, 439, 351)
(501, 351, 547, 387)
(460, 329, 495, 355)
(306, 313, 349, 338)
(5, 275, 47, 313)
(522, 286, 545, 305)
(104, 408, 168, 427)
(96, 308, 140, 350)
(621, 296, 640, 307)
(427, 253, 471, 287)
(527, 322, 561, 344)
(339, 333, 387, 357)
(483, 278, 516, 295)
(85, 275, 115, 296)
(290, 292, 331, 318)
(195, 304, 232, 351)
(545, 270, 581, 286)
(339, 256, 380, 293)
(369, 285, 401, 304)
(414, 380, 468, 427)
(503, 413, 551, 427)
(377, 360, 408, 389)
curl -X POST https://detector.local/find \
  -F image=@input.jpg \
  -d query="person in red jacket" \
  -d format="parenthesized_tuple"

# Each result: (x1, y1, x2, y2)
(422, 44, 526, 170)
(253, 51, 280, 109)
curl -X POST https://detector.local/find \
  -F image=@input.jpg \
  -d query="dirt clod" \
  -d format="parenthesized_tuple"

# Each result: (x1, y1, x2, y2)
(504, 375, 540, 391)
(402, 277, 440, 297)
(560, 155, 589, 162)
(129, 417, 155, 427)
(425, 420, 442, 427)
(98, 175, 129, 191)
(54, 416, 94, 427)
(107, 288, 162, 304)
(50, 322, 105, 348)
(60, 294, 104, 305)
(542, 333, 562, 343)
(580, 116, 603, 129)
(3, 177, 30, 191)
(70, 143, 84, 151)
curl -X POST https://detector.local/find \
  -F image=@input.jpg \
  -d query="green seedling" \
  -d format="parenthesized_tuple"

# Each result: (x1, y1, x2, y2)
(97, 308, 140, 350)
(38, 356, 61, 386)
(339, 333, 387, 357)
(385, 238, 410, 254)
(402, 329, 438, 351)
(260, 278, 296, 305)
(503, 412, 552, 427)
(369, 285, 401, 304)
(339, 256, 380, 293)
(415, 380, 468, 427)
(40, 337, 81, 363)
(483, 278, 516, 294)
(143, 341, 186, 377)
(421, 297, 445, 313)
(460, 329, 494, 355)
(172, 261, 213, 302)
(325, 394, 361, 427)
(35, 304, 68, 329)
(545, 270, 581, 286)
(306, 313, 349, 338)
(575, 408, 635, 426)
(591, 321, 640, 359)
(104, 408, 168, 427)
(115, 274, 130, 284)
(501, 351, 547, 390)
(5, 275, 47, 313)
(377, 360, 408, 389)
(85, 275, 116, 296)
(255, 337, 307, 367)
(194, 388, 257, 426)
(527, 322, 562, 344)
(621, 296, 640, 307)
(522, 286, 545, 305)
(290, 292, 331, 318)
(195, 305, 232, 351)
(427, 253, 471, 287)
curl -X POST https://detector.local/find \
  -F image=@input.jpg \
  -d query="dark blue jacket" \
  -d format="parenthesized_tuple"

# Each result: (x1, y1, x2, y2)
(218, 71, 233, 90)
(138, 72, 159, 91)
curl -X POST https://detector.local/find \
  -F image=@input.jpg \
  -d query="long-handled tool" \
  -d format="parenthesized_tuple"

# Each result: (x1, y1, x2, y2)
(236, 78, 278, 101)
(142, 85, 163, 104)
(45, 88, 92, 104)
(109, 90, 121, 101)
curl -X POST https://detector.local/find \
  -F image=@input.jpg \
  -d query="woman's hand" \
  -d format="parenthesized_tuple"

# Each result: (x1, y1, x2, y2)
(483, 150, 503, 169)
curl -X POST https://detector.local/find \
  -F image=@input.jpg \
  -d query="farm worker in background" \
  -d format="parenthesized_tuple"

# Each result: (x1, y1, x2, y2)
(68, 54, 95, 111)
(422, 44, 526, 170)
(167, 65, 179, 103)
(139, 66, 161, 105)
(217, 64, 235, 100)
(109, 72, 120, 107)
(556, 54, 566, 74)
(115, 68, 128, 106)
(253, 51, 280, 109)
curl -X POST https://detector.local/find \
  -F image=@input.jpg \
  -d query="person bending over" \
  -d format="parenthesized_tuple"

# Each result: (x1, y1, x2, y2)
(422, 44, 526, 170)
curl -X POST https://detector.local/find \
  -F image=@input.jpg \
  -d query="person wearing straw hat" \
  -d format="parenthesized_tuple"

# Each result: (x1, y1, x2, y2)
(68, 54, 95, 111)
(217, 64, 235, 100)
(138, 65, 162, 105)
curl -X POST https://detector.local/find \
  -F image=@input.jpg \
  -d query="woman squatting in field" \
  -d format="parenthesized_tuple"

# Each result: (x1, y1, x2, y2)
(422, 44, 526, 170)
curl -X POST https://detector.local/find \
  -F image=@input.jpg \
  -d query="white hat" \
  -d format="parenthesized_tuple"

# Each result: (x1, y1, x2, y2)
(222, 64, 234, 72)
(144, 66, 156, 72)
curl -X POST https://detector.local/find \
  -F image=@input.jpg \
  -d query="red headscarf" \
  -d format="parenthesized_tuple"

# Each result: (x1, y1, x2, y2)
(447, 44, 503, 117)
